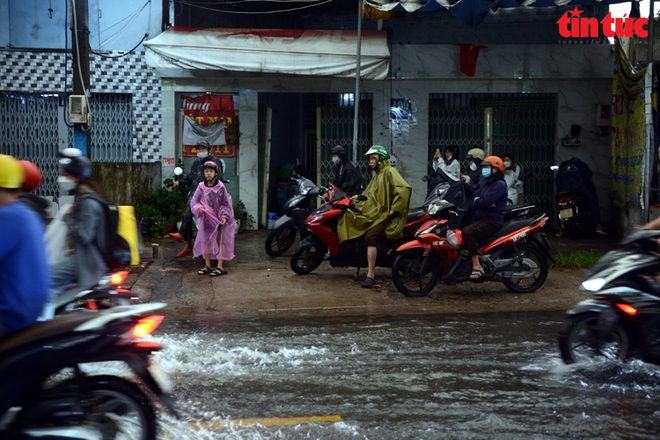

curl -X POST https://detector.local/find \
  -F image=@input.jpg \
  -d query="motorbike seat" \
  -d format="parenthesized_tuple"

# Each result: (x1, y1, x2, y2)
(0, 313, 99, 355)
(407, 206, 426, 221)
(475, 215, 541, 247)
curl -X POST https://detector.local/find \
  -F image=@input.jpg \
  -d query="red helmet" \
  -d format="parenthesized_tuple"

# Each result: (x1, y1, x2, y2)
(18, 160, 43, 192)
(481, 156, 505, 172)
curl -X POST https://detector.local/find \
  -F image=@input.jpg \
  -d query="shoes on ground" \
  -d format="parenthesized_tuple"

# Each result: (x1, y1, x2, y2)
(361, 277, 381, 288)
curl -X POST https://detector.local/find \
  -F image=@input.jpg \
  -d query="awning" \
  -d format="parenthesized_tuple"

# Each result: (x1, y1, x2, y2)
(144, 27, 391, 80)
(366, 0, 632, 27)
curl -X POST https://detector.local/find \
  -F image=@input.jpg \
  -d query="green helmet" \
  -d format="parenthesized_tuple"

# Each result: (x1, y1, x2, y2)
(365, 145, 389, 160)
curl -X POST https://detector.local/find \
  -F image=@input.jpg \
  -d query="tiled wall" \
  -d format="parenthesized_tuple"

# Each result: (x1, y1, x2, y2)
(0, 50, 162, 162)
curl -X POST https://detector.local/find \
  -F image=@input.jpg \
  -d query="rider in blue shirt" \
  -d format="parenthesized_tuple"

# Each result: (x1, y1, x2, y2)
(0, 155, 49, 336)
(462, 155, 508, 280)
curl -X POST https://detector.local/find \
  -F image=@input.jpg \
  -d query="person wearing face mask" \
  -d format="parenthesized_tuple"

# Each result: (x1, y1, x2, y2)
(169, 141, 224, 258)
(433, 145, 461, 181)
(461, 156, 508, 280)
(47, 155, 108, 315)
(502, 152, 523, 206)
(330, 145, 362, 197)
(460, 148, 486, 193)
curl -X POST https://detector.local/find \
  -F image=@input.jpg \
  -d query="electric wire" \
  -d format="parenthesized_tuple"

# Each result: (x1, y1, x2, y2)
(93, 1, 150, 51)
(91, 34, 149, 59)
(176, 0, 334, 14)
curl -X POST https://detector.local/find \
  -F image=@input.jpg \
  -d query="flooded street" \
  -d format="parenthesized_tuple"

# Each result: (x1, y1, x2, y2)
(147, 311, 660, 439)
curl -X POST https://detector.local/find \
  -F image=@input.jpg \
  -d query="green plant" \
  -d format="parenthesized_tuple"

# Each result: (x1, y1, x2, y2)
(234, 199, 255, 232)
(549, 250, 602, 269)
(135, 186, 187, 237)
(570, 124, 582, 138)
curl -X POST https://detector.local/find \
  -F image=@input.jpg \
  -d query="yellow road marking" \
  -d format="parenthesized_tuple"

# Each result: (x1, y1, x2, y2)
(191, 415, 343, 430)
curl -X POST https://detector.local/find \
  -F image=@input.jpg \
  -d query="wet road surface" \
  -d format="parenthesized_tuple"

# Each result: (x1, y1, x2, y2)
(140, 310, 660, 439)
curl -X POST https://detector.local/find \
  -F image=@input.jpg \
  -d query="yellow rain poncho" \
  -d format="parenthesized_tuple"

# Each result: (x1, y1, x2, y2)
(337, 158, 412, 244)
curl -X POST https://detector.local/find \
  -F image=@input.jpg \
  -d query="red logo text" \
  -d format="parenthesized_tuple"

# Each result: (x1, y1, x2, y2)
(557, 8, 648, 38)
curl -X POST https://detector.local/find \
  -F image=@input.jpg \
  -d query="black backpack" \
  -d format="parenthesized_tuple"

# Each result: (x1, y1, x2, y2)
(79, 193, 132, 268)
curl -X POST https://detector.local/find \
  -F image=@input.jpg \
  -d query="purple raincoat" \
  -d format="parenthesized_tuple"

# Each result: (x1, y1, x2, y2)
(190, 180, 235, 261)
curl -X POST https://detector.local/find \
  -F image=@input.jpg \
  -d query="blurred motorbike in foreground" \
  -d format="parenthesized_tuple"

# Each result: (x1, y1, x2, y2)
(558, 228, 660, 365)
(0, 302, 175, 439)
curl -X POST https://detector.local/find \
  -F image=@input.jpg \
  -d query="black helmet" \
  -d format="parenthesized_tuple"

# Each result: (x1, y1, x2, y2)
(59, 156, 93, 181)
(196, 140, 211, 149)
(445, 145, 460, 159)
(331, 145, 347, 156)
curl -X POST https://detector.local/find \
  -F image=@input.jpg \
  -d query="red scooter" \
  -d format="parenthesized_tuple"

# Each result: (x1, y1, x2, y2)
(289, 185, 433, 278)
(391, 199, 554, 297)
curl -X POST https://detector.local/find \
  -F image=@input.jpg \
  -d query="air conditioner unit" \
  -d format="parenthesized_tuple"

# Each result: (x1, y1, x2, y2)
(69, 95, 88, 124)
(595, 104, 611, 127)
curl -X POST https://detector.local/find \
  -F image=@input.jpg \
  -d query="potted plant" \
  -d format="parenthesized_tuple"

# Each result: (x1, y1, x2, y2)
(135, 185, 187, 237)
(562, 124, 582, 146)
(234, 200, 255, 233)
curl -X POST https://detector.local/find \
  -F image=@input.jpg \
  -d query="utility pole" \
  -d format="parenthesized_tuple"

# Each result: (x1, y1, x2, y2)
(70, 0, 91, 158)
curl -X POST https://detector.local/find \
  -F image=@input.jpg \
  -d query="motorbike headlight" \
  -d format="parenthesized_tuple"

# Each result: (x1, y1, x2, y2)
(428, 202, 440, 216)
(446, 229, 459, 249)
(581, 278, 606, 292)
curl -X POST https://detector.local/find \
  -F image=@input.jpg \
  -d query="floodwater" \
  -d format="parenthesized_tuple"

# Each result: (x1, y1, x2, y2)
(149, 311, 660, 439)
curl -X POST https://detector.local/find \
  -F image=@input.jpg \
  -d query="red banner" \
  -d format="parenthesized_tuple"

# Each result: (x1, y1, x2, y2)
(181, 94, 237, 157)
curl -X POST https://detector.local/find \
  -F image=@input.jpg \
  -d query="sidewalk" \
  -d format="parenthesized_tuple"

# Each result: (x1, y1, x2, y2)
(128, 229, 619, 320)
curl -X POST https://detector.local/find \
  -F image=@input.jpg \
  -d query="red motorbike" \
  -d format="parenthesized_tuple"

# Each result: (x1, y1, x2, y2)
(391, 199, 554, 297)
(289, 186, 433, 278)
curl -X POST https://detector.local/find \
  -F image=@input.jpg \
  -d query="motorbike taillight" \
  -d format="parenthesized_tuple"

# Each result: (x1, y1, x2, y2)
(132, 315, 165, 339)
(615, 303, 637, 316)
(111, 271, 129, 286)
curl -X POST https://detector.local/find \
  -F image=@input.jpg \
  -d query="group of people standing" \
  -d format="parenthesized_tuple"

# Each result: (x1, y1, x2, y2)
(432, 145, 525, 206)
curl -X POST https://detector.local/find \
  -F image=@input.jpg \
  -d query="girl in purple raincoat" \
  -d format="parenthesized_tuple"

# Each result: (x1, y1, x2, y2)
(191, 161, 235, 276)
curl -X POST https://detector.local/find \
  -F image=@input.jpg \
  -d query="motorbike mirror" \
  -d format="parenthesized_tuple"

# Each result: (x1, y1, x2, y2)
(550, 165, 559, 172)
(422, 175, 429, 182)
(174, 166, 183, 176)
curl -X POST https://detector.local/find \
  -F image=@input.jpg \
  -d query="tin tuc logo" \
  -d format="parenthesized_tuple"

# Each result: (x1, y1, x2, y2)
(557, 8, 648, 38)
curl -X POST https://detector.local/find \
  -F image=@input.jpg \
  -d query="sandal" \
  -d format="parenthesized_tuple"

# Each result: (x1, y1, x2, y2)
(198, 265, 212, 275)
(361, 277, 381, 288)
(470, 268, 484, 280)
(210, 268, 228, 277)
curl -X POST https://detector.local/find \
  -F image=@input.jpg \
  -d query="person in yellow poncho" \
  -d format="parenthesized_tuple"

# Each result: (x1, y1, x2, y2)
(337, 145, 412, 288)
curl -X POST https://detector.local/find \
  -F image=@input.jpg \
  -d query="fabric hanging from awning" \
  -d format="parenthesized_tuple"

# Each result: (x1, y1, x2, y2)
(366, 0, 632, 27)
(144, 27, 391, 80)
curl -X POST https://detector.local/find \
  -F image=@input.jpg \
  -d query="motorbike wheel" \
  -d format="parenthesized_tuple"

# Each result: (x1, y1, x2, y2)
(265, 225, 298, 257)
(501, 243, 548, 293)
(558, 313, 629, 364)
(290, 240, 327, 275)
(16, 375, 157, 440)
(392, 249, 442, 297)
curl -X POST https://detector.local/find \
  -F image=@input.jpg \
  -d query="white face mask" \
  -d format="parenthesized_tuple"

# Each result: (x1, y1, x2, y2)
(503, 161, 512, 168)
(331, 156, 341, 165)
(469, 163, 478, 172)
(57, 176, 77, 195)
(197, 151, 209, 159)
